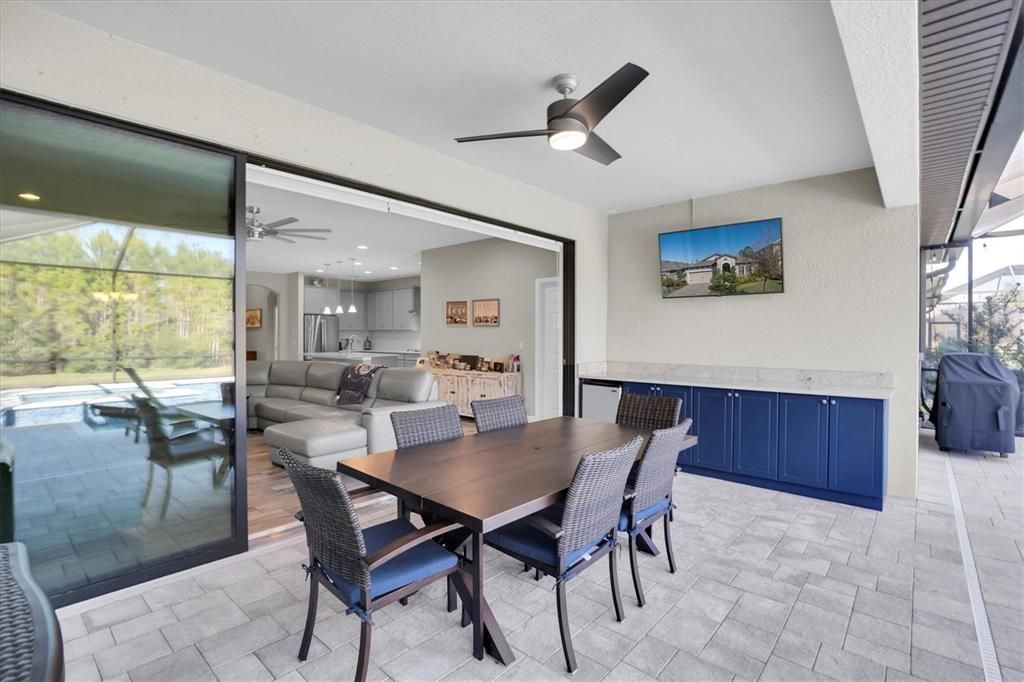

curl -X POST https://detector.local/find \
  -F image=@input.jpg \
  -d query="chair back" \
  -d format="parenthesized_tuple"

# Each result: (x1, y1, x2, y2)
(559, 436, 643, 564)
(278, 450, 370, 591)
(630, 419, 692, 515)
(132, 396, 171, 458)
(390, 404, 464, 448)
(615, 392, 682, 431)
(471, 395, 528, 433)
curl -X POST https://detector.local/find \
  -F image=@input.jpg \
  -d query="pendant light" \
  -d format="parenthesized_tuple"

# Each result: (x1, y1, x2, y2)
(334, 259, 345, 315)
(320, 263, 332, 315)
(347, 258, 358, 313)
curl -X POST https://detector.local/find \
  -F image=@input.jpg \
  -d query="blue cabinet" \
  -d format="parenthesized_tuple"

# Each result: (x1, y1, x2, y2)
(733, 390, 778, 480)
(778, 393, 829, 488)
(829, 397, 886, 498)
(584, 379, 886, 510)
(692, 387, 733, 472)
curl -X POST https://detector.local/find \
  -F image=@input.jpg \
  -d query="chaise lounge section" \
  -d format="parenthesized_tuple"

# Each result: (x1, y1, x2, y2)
(247, 360, 446, 469)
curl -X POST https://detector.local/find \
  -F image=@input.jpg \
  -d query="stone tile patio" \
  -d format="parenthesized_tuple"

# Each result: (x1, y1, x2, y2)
(55, 430, 1024, 681)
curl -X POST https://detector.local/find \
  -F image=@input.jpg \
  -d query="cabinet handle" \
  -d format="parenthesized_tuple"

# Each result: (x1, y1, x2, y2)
(821, 399, 827, 405)
(830, 399, 837, 405)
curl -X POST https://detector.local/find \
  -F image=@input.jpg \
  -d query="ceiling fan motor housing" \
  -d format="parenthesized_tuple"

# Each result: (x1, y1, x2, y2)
(547, 98, 588, 135)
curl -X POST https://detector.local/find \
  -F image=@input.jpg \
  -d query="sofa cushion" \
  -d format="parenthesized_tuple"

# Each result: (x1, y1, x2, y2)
(286, 404, 348, 421)
(375, 369, 434, 403)
(255, 397, 308, 422)
(268, 361, 310, 386)
(247, 361, 272, 386)
(264, 417, 366, 458)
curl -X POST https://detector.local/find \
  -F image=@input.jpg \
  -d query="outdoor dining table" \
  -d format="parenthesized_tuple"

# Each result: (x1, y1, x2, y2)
(336, 416, 695, 665)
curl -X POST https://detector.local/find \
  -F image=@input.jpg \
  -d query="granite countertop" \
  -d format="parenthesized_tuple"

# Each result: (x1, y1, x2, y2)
(579, 363, 894, 400)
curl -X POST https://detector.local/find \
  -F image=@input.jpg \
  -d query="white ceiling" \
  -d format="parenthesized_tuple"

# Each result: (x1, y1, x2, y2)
(246, 181, 486, 279)
(36, 0, 874, 213)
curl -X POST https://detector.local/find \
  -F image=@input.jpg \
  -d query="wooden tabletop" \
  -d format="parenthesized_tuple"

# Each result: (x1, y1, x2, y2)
(337, 417, 687, 532)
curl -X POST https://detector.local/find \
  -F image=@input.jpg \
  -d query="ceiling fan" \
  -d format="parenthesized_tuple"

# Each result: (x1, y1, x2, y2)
(245, 205, 331, 243)
(454, 63, 649, 165)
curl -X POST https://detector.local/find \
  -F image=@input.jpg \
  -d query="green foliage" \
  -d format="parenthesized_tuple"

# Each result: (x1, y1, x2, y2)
(709, 271, 738, 294)
(1, 227, 234, 387)
(938, 283, 1024, 370)
(661, 274, 685, 293)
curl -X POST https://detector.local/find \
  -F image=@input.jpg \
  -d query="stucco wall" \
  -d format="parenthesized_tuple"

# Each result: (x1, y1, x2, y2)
(607, 168, 920, 497)
(421, 239, 558, 415)
(0, 0, 608, 366)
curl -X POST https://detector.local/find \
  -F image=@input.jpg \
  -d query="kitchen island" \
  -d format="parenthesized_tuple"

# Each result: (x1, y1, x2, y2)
(305, 351, 421, 368)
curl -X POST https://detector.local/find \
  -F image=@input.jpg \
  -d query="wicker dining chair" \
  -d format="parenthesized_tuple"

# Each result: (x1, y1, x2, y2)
(615, 391, 682, 431)
(484, 436, 643, 673)
(390, 404, 464, 448)
(620, 419, 692, 607)
(279, 450, 461, 682)
(470, 395, 528, 433)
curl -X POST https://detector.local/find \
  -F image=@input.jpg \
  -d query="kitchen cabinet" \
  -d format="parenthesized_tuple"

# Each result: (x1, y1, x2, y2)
(304, 286, 339, 314)
(778, 393, 829, 489)
(393, 288, 418, 331)
(593, 379, 887, 510)
(692, 387, 733, 473)
(368, 291, 395, 331)
(733, 390, 778, 480)
(828, 397, 885, 497)
(338, 293, 366, 331)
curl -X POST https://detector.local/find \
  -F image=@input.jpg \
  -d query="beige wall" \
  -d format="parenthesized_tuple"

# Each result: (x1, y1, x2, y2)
(245, 284, 278, 361)
(247, 271, 298, 359)
(0, 0, 608, 366)
(421, 239, 558, 415)
(607, 168, 920, 497)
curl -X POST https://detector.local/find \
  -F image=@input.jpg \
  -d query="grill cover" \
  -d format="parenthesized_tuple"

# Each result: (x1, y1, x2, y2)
(931, 353, 1019, 454)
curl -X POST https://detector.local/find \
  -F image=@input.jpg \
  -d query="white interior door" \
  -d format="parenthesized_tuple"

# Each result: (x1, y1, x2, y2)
(535, 277, 562, 419)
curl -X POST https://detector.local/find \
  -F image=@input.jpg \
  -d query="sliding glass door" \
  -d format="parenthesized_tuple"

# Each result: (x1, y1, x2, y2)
(0, 96, 245, 605)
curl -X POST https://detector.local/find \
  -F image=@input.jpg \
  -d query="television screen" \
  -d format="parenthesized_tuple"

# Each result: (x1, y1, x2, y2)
(659, 218, 783, 298)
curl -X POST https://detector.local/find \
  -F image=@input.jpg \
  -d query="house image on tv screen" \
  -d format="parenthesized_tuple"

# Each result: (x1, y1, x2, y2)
(659, 218, 783, 298)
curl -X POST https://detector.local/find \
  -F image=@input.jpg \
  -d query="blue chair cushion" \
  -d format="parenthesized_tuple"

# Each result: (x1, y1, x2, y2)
(484, 506, 605, 571)
(321, 518, 457, 607)
(618, 497, 671, 531)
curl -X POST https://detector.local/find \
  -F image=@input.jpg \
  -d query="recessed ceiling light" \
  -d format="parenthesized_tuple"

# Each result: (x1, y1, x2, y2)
(315, 268, 324, 273)
(364, 270, 373, 274)
(354, 261, 363, 266)
(17, 192, 41, 202)
(389, 266, 398, 271)
(357, 245, 368, 250)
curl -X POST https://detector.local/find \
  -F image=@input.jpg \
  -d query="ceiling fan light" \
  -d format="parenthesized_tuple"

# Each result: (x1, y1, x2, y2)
(549, 129, 587, 151)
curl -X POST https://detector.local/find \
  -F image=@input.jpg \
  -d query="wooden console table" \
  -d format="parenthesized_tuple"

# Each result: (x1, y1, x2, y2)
(428, 368, 523, 417)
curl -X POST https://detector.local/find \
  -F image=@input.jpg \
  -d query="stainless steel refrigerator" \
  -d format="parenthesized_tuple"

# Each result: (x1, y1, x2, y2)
(303, 313, 340, 355)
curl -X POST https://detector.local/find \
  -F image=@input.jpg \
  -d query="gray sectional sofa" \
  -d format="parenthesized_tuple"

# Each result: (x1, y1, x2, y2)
(247, 360, 446, 469)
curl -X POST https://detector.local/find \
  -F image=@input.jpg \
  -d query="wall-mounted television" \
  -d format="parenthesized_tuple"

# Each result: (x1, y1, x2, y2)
(659, 218, 783, 298)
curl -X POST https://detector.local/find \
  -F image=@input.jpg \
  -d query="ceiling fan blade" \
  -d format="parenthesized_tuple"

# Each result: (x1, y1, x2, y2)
(262, 217, 298, 229)
(455, 129, 554, 143)
(574, 132, 621, 165)
(285, 234, 328, 241)
(565, 63, 648, 130)
(266, 234, 296, 244)
(271, 228, 332, 233)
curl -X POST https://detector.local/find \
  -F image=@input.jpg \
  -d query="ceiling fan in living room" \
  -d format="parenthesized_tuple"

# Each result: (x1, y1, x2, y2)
(245, 205, 331, 243)
(454, 63, 649, 165)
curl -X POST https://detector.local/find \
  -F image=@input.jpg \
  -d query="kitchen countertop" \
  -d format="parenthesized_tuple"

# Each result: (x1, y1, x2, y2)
(307, 351, 420, 359)
(579, 363, 894, 400)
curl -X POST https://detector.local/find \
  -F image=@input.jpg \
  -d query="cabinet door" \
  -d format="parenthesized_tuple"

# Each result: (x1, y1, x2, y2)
(778, 393, 829, 488)
(692, 387, 733, 472)
(623, 382, 654, 396)
(438, 374, 457, 406)
(393, 289, 416, 330)
(828, 397, 885, 497)
(732, 390, 777, 480)
(373, 291, 395, 330)
(303, 287, 321, 313)
(659, 385, 694, 465)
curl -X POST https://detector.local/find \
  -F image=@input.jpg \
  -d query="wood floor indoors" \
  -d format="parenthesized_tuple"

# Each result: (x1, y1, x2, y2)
(245, 419, 479, 536)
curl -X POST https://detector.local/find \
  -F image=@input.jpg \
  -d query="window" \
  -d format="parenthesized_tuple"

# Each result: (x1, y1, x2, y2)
(0, 98, 241, 603)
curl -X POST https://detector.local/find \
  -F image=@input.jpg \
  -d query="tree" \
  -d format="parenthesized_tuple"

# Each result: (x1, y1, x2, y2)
(709, 271, 738, 294)
(945, 283, 1024, 369)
